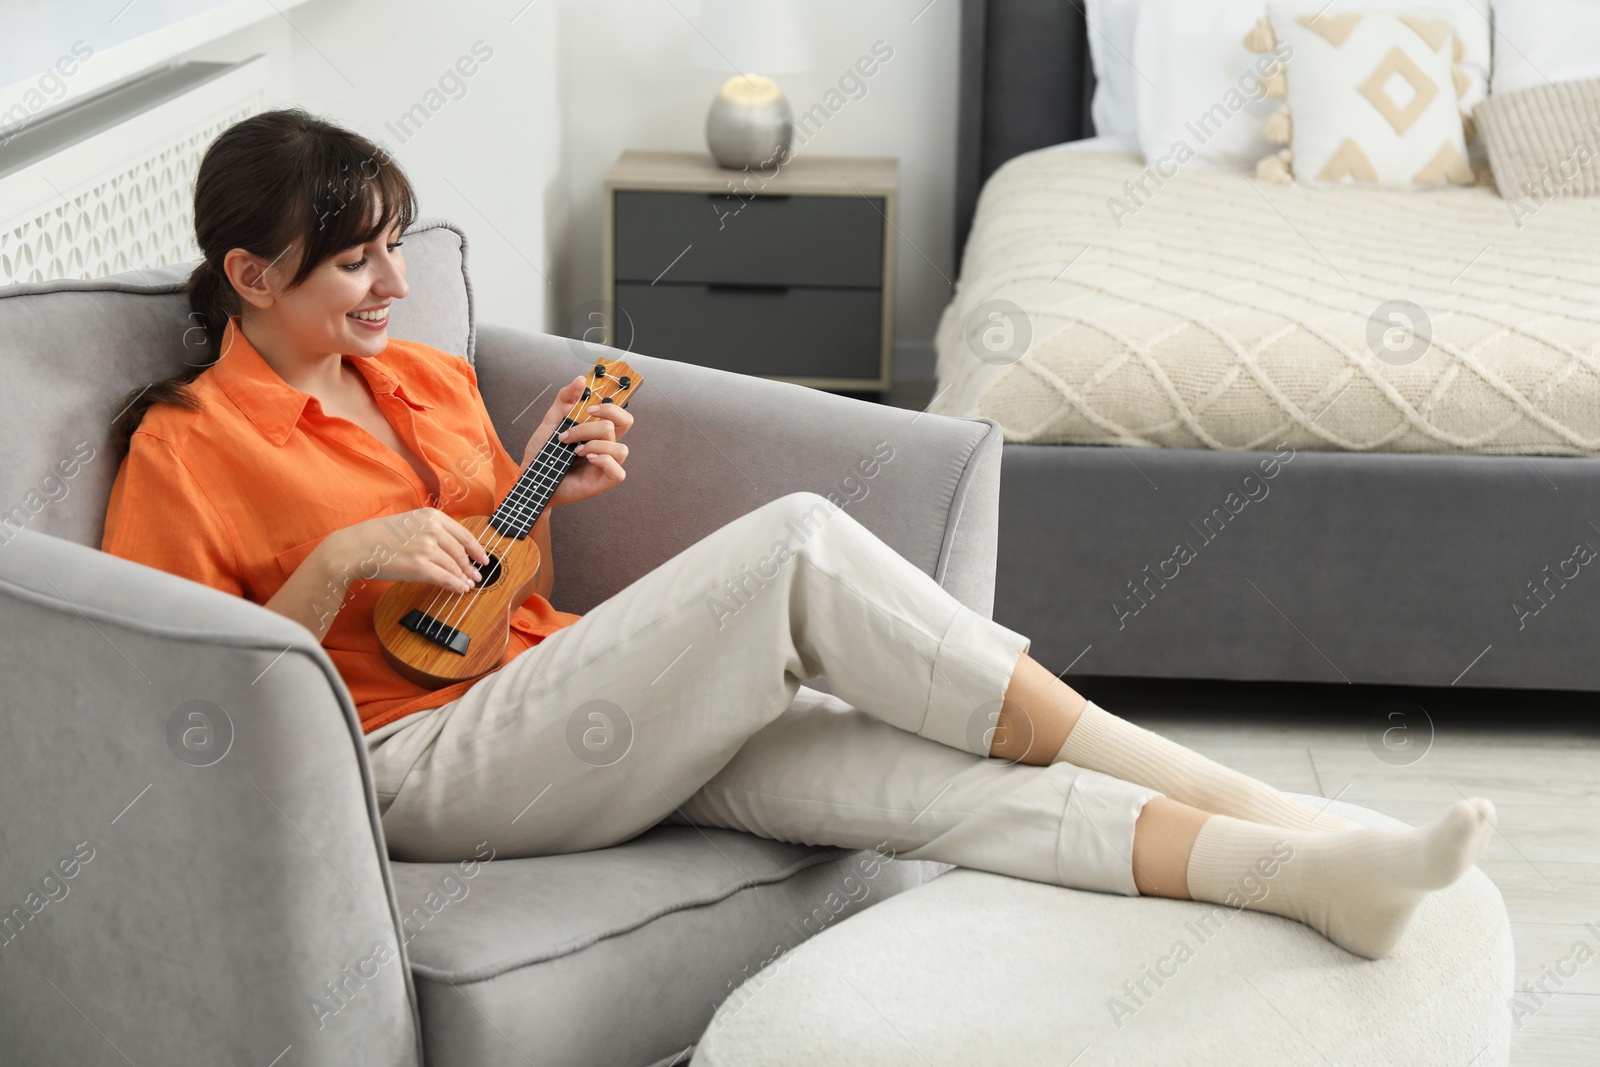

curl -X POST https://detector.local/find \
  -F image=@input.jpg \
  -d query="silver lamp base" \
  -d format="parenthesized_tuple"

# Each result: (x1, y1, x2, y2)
(706, 73, 793, 170)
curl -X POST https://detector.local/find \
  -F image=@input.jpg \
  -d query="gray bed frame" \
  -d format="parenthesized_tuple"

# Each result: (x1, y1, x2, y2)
(957, 0, 1600, 692)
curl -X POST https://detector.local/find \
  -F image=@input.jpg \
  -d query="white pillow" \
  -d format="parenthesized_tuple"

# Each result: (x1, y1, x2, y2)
(1086, 0, 1145, 137)
(1491, 0, 1600, 95)
(1130, 0, 1489, 169)
(1265, 2, 1474, 186)
(1133, 0, 1291, 169)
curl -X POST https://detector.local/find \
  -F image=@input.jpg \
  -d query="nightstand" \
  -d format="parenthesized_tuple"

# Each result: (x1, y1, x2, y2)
(601, 150, 898, 393)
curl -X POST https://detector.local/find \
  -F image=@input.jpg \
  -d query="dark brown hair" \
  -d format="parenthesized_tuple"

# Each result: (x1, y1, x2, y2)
(110, 108, 417, 455)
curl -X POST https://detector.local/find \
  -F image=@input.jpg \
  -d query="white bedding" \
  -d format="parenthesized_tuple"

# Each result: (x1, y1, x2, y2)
(1038, 133, 1141, 155)
(931, 147, 1600, 455)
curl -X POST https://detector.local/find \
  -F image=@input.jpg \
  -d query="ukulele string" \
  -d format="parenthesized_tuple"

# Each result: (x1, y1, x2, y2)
(428, 404, 600, 634)
(421, 428, 572, 637)
(424, 372, 620, 639)
(415, 433, 564, 640)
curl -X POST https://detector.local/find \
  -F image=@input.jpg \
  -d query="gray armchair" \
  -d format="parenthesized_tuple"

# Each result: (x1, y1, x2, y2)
(0, 220, 1006, 1066)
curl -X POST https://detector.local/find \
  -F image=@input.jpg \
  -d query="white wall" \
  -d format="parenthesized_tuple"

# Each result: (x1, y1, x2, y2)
(168, 0, 563, 336)
(552, 0, 960, 379)
(75, 0, 960, 377)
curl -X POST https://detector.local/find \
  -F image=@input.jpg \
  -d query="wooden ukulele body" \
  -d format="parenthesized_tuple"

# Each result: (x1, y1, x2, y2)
(373, 355, 639, 690)
(373, 514, 542, 689)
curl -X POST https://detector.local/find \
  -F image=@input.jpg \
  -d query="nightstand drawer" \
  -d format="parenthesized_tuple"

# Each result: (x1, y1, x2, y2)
(614, 191, 884, 289)
(616, 282, 882, 380)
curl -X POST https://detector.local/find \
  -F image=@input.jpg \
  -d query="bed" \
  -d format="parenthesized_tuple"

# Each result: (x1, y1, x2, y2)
(949, 0, 1600, 692)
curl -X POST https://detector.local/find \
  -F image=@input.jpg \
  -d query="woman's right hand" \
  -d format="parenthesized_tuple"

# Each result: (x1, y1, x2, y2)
(320, 507, 490, 595)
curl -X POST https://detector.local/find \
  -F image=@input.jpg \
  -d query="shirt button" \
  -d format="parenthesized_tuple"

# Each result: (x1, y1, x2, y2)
(511, 618, 533, 633)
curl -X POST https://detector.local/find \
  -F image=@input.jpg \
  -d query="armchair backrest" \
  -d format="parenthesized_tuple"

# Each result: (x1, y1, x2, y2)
(0, 218, 477, 550)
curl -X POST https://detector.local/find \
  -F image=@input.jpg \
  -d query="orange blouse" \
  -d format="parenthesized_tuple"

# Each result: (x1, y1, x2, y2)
(101, 315, 582, 734)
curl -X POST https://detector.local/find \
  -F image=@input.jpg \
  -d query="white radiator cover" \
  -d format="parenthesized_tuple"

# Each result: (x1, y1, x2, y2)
(0, 56, 269, 286)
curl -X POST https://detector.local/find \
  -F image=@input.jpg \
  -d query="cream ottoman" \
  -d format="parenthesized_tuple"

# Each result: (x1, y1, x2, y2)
(691, 795, 1514, 1066)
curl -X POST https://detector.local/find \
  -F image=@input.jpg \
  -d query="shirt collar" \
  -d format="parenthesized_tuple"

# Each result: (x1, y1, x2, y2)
(211, 315, 429, 446)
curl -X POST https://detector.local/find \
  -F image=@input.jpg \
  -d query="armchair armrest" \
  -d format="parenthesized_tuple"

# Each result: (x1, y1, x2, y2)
(0, 529, 420, 1067)
(472, 322, 1006, 619)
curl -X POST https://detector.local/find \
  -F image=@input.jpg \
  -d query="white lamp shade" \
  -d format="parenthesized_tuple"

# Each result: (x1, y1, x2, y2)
(692, 0, 812, 75)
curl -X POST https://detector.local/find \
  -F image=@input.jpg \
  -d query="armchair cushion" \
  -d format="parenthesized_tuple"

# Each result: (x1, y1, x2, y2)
(396, 825, 929, 1067)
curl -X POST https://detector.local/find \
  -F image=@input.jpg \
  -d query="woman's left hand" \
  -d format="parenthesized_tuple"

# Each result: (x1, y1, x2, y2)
(523, 374, 633, 507)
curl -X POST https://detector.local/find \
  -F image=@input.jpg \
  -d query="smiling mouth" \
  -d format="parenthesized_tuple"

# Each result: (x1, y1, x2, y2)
(348, 307, 389, 328)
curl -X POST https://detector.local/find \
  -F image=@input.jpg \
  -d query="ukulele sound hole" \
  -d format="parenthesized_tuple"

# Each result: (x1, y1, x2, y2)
(474, 551, 503, 588)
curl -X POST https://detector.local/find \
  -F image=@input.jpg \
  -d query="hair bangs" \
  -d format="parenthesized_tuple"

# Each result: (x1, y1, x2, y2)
(288, 135, 418, 289)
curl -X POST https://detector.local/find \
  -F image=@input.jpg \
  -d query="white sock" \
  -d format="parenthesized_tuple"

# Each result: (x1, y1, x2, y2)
(1053, 700, 1362, 832)
(1183, 798, 1496, 959)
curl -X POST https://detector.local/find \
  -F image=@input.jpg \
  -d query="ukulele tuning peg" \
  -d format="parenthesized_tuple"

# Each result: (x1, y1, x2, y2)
(618, 376, 631, 389)
(581, 386, 591, 400)
(600, 396, 613, 404)
(593, 364, 605, 378)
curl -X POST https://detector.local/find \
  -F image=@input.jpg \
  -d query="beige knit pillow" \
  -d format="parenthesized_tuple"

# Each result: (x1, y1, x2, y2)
(1475, 78, 1600, 213)
(1246, 4, 1474, 186)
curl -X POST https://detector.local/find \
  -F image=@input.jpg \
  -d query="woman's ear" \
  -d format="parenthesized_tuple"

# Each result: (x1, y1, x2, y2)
(223, 243, 293, 310)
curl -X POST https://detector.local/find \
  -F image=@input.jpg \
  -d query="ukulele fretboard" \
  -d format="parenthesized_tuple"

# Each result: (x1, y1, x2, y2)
(489, 415, 581, 540)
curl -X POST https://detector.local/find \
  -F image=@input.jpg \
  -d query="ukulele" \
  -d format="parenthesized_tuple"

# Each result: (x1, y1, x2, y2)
(374, 357, 640, 688)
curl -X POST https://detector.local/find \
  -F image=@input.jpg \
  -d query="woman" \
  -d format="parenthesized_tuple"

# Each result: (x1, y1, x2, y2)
(103, 109, 1492, 962)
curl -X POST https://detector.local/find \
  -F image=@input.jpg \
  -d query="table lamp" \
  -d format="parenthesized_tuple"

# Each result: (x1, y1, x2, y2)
(692, 0, 812, 169)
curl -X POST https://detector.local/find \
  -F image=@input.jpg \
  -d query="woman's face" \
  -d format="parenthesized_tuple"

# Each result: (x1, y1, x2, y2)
(270, 216, 410, 359)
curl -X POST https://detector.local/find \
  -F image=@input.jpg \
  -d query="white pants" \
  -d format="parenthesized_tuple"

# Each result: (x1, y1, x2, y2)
(365, 492, 1161, 896)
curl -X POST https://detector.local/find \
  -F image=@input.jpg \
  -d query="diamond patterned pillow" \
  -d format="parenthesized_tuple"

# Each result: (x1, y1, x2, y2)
(1246, 4, 1474, 187)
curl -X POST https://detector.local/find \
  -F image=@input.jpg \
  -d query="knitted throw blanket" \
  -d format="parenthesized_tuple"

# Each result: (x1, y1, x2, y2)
(930, 147, 1600, 455)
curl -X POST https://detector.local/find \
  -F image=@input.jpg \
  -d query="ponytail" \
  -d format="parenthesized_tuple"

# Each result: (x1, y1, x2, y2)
(186, 258, 237, 363)
(109, 260, 233, 455)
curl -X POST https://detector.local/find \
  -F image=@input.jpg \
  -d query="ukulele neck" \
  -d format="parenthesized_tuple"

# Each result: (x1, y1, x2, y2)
(488, 415, 582, 539)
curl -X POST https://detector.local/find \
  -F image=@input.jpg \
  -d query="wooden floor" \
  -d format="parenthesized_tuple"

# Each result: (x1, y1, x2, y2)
(1083, 677, 1599, 1066)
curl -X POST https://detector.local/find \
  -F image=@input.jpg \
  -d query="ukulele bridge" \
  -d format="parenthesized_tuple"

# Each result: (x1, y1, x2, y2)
(399, 609, 471, 656)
